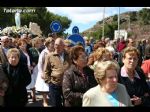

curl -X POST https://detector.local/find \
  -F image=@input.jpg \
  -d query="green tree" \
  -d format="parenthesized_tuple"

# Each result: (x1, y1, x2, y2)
(130, 11, 137, 22)
(104, 22, 118, 40)
(138, 8, 150, 25)
(0, 7, 14, 28)
(113, 14, 118, 21)
(0, 7, 71, 36)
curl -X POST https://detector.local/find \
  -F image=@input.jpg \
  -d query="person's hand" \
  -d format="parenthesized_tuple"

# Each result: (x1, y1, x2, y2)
(32, 62, 36, 67)
(131, 95, 142, 105)
(28, 66, 33, 70)
(41, 74, 45, 79)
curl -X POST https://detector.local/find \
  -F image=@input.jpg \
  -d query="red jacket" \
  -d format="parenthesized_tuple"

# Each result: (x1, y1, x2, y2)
(141, 59, 150, 76)
(117, 41, 126, 52)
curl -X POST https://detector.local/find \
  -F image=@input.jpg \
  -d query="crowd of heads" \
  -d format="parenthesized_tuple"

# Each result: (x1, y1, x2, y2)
(1, 31, 150, 107)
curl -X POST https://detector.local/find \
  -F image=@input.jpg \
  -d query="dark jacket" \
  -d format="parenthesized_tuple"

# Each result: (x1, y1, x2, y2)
(118, 66, 150, 106)
(2, 61, 31, 106)
(0, 46, 8, 65)
(19, 49, 28, 65)
(0, 64, 8, 106)
(62, 64, 97, 107)
(29, 47, 40, 66)
(0, 46, 9, 106)
(144, 44, 150, 60)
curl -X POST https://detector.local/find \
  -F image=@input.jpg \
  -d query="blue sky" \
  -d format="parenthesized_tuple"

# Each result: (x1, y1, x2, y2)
(47, 7, 149, 34)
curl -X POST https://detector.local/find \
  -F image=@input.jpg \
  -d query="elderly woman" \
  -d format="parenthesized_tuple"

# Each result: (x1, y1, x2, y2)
(82, 61, 132, 106)
(2, 48, 31, 106)
(62, 45, 97, 107)
(118, 47, 150, 106)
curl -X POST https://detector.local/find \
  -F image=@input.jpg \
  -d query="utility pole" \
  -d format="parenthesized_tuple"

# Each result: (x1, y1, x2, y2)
(118, 7, 120, 39)
(128, 14, 131, 31)
(102, 7, 105, 38)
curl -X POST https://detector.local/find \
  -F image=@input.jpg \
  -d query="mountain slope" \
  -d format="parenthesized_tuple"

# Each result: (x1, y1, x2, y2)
(82, 9, 150, 40)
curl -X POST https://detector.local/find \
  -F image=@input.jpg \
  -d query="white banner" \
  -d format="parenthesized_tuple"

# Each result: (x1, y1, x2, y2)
(114, 30, 128, 40)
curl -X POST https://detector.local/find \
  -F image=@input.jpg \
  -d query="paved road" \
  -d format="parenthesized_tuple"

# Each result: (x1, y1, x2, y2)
(26, 91, 51, 107)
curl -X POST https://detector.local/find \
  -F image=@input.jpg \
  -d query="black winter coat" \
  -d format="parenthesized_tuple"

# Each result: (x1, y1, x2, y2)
(2, 62, 31, 106)
(118, 66, 150, 106)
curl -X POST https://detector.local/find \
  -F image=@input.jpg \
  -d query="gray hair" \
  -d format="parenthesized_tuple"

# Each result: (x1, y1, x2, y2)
(94, 60, 120, 85)
(7, 48, 20, 59)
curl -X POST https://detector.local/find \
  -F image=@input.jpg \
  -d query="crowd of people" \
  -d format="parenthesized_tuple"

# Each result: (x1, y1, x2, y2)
(0, 32, 150, 107)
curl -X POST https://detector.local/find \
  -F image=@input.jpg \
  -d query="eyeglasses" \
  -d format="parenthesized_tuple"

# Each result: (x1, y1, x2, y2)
(78, 56, 88, 61)
(126, 57, 138, 61)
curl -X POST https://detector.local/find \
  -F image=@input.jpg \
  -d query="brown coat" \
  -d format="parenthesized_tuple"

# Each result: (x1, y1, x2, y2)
(62, 64, 97, 106)
(44, 51, 71, 86)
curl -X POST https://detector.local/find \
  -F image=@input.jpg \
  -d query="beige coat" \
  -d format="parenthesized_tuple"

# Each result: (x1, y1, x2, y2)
(82, 83, 132, 107)
(44, 51, 71, 86)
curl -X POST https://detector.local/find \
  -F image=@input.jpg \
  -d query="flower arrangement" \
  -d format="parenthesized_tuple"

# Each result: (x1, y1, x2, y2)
(0, 23, 43, 38)
(0, 25, 30, 37)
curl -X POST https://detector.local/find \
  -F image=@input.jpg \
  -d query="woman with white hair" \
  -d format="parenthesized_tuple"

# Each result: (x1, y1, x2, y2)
(82, 61, 132, 107)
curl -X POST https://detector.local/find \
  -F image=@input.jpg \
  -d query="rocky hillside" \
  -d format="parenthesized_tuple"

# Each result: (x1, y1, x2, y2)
(82, 9, 150, 40)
